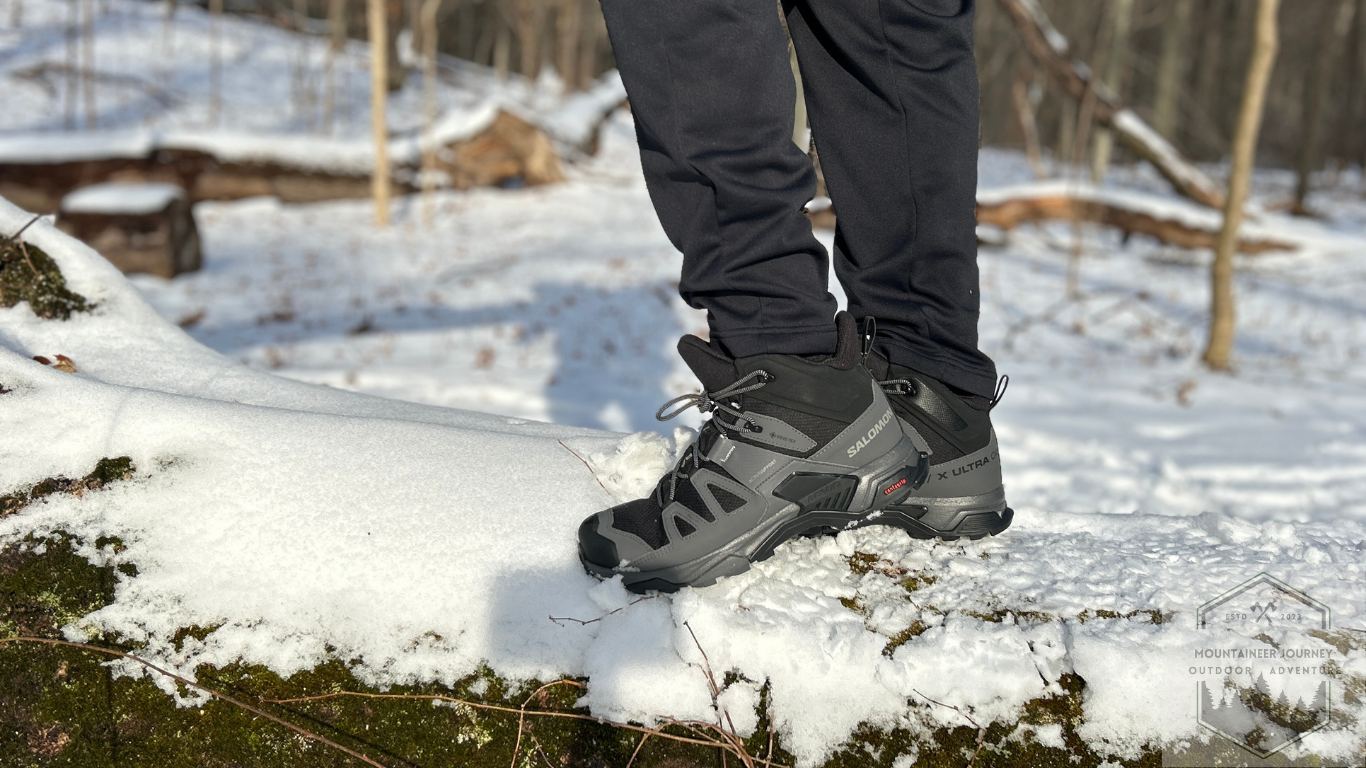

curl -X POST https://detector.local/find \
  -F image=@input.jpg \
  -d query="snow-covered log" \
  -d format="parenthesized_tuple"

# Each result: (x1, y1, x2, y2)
(0, 108, 563, 212)
(976, 183, 1295, 254)
(56, 182, 203, 278)
(996, 0, 1227, 210)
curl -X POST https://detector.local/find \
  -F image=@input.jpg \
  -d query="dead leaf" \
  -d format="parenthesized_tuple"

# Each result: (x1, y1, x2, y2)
(53, 355, 77, 373)
(1176, 380, 1197, 407)
(32, 356, 51, 366)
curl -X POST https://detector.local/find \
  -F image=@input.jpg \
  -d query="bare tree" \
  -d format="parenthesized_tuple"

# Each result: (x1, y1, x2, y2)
(1152, 0, 1193, 140)
(65, 0, 77, 129)
(493, 6, 511, 81)
(369, 0, 392, 226)
(1293, 0, 1355, 213)
(82, 0, 95, 128)
(421, 0, 442, 227)
(555, 0, 583, 89)
(1349, 0, 1366, 173)
(210, 0, 223, 125)
(10, 0, 21, 27)
(1204, 0, 1280, 371)
(513, 0, 544, 80)
(324, 0, 347, 133)
(577, 1, 604, 91)
(997, 0, 1227, 209)
(1091, 0, 1134, 183)
(1011, 63, 1046, 178)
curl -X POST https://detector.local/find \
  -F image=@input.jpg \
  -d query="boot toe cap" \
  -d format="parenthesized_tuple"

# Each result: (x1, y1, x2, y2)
(577, 515, 620, 569)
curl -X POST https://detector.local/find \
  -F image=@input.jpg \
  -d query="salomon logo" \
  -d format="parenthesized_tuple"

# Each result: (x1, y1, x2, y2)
(846, 409, 893, 458)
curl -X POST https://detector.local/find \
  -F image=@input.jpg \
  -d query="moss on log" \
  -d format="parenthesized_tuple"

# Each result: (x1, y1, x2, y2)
(0, 232, 93, 320)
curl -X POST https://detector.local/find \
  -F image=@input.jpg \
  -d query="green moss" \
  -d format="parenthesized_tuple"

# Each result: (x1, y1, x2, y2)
(0, 232, 92, 320)
(899, 573, 937, 592)
(966, 609, 1056, 625)
(883, 620, 929, 656)
(1075, 609, 1171, 625)
(0, 534, 1181, 768)
(1, 457, 135, 519)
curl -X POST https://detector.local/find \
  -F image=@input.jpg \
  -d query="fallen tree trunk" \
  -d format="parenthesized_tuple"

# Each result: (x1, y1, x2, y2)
(975, 185, 1295, 254)
(0, 108, 563, 214)
(995, 0, 1227, 210)
(807, 185, 1297, 254)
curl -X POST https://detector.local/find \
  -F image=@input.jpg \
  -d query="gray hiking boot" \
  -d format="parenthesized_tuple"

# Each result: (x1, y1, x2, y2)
(577, 313, 930, 593)
(864, 347, 1013, 541)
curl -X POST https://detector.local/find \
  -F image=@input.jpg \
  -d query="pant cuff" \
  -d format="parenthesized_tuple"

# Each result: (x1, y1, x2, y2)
(711, 324, 838, 359)
(880, 341, 998, 399)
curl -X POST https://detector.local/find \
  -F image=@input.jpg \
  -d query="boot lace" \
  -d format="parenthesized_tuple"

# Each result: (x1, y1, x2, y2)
(651, 369, 771, 505)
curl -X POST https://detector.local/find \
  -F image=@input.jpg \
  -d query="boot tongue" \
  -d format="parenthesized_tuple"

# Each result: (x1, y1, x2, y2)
(676, 335, 737, 393)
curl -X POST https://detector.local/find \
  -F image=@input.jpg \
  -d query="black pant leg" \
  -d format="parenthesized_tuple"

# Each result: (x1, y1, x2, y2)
(786, 0, 997, 397)
(599, 0, 838, 357)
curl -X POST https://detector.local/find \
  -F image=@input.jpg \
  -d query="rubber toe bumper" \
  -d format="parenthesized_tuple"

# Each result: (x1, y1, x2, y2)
(577, 516, 619, 570)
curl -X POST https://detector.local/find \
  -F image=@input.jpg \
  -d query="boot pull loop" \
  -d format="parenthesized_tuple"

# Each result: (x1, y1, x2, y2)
(989, 375, 1010, 411)
(860, 317, 878, 359)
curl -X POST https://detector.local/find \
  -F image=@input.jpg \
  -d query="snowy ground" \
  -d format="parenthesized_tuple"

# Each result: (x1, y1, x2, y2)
(4, 0, 1366, 764)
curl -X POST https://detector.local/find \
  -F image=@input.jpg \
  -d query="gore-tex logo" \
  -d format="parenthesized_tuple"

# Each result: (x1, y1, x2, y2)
(846, 409, 893, 459)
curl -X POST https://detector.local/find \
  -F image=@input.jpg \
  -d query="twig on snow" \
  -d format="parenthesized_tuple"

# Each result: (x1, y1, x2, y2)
(558, 439, 607, 491)
(548, 596, 653, 626)
(684, 621, 755, 768)
(9, 213, 42, 240)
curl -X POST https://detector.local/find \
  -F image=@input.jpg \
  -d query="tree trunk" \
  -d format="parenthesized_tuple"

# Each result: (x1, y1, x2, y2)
(513, 0, 543, 81)
(493, 12, 511, 80)
(385, 0, 405, 91)
(10, 0, 21, 27)
(65, 0, 77, 130)
(555, 0, 583, 90)
(1192, 0, 1228, 155)
(1152, 0, 1193, 140)
(324, 0, 346, 133)
(421, 0, 441, 227)
(1338, 0, 1366, 166)
(81, 0, 95, 129)
(577, 3, 602, 93)
(368, 0, 391, 227)
(1011, 64, 1046, 179)
(1091, 0, 1134, 183)
(996, 0, 1226, 209)
(1204, 0, 1279, 371)
(1294, 0, 1355, 212)
(209, 0, 223, 126)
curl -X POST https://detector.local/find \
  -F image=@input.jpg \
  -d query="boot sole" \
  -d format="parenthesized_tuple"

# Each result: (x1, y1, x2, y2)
(579, 452, 1012, 594)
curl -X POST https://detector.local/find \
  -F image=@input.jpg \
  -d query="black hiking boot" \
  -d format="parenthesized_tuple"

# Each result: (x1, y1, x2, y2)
(577, 312, 930, 593)
(863, 346, 1013, 541)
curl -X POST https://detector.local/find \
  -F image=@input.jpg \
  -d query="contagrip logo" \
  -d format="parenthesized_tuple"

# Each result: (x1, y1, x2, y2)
(847, 409, 893, 458)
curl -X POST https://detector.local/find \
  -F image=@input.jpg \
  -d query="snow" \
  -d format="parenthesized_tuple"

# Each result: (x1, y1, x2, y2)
(61, 181, 184, 215)
(0, 0, 617, 173)
(3, 0, 1366, 764)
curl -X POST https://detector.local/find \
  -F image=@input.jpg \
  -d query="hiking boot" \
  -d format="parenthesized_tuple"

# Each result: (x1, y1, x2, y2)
(864, 347, 1013, 541)
(578, 312, 930, 593)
